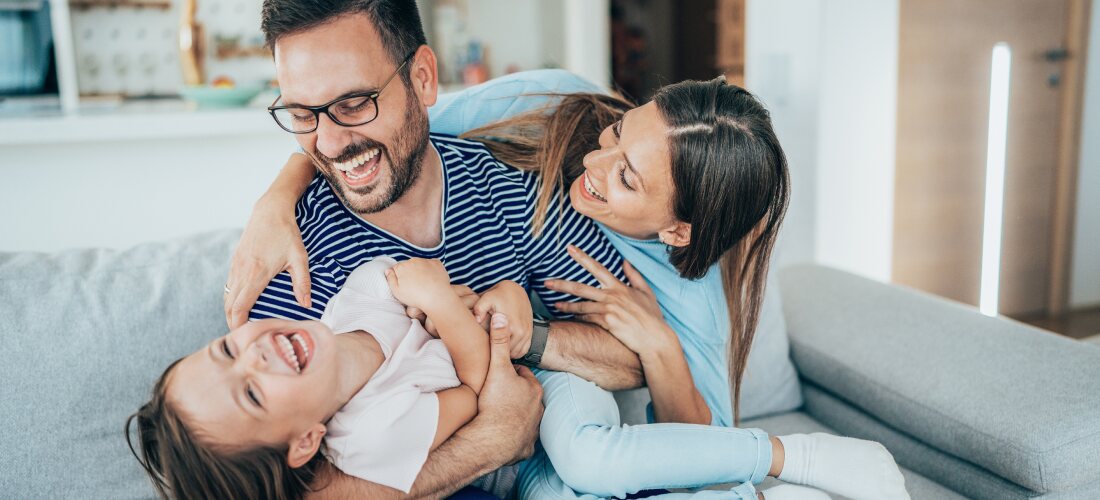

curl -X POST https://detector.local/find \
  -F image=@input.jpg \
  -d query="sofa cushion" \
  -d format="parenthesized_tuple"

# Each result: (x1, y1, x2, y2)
(0, 229, 239, 499)
(779, 264, 1100, 493)
(801, 382, 1100, 500)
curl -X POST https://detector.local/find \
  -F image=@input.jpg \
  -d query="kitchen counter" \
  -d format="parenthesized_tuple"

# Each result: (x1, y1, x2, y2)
(0, 98, 280, 146)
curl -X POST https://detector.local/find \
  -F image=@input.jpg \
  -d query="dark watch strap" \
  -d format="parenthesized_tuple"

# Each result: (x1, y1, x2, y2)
(515, 317, 550, 368)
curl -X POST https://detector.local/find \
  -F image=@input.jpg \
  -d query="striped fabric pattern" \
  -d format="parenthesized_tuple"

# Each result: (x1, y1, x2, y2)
(250, 133, 625, 322)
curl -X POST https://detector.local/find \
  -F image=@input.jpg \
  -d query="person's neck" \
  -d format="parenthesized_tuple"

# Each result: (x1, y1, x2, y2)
(328, 331, 384, 413)
(360, 143, 444, 248)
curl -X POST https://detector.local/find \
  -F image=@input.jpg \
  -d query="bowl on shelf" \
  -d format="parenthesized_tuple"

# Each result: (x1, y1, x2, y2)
(179, 84, 264, 109)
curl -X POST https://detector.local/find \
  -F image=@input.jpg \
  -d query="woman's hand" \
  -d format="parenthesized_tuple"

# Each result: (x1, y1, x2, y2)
(549, 246, 712, 425)
(385, 258, 456, 312)
(473, 281, 534, 358)
(224, 196, 310, 329)
(545, 245, 677, 358)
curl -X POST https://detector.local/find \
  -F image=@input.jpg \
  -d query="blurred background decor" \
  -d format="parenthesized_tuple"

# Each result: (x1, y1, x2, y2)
(0, 0, 1098, 339)
(0, 0, 58, 106)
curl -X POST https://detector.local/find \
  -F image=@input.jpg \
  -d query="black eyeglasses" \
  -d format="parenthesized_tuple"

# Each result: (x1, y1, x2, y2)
(267, 52, 415, 134)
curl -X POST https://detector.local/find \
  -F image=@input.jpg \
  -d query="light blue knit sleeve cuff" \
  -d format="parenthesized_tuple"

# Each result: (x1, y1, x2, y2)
(429, 69, 605, 136)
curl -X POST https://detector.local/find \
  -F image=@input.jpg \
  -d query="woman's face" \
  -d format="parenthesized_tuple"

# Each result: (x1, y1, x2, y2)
(167, 319, 341, 450)
(569, 101, 685, 242)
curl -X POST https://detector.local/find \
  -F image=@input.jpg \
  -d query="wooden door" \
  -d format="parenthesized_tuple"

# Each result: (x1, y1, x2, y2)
(893, 0, 1087, 316)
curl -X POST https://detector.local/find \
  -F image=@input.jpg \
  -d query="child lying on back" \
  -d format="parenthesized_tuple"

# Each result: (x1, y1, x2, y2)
(126, 256, 529, 499)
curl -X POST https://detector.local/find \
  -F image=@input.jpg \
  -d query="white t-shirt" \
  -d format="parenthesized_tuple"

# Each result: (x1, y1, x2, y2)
(320, 257, 461, 493)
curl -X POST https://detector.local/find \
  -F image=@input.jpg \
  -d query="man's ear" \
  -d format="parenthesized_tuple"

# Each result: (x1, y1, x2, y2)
(286, 423, 326, 469)
(657, 221, 692, 248)
(408, 45, 439, 108)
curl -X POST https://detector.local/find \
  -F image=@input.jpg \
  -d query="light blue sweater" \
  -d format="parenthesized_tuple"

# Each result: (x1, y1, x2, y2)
(597, 225, 734, 426)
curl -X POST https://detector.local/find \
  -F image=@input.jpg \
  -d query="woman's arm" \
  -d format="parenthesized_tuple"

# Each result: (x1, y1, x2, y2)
(263, 152, 315, 206)
(547, 246, 712, 425)
(224, 152, 316, 327)
(634, 331, 712, 425)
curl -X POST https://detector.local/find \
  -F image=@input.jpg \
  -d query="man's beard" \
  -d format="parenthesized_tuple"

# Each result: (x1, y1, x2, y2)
(311, 90, 430, 215)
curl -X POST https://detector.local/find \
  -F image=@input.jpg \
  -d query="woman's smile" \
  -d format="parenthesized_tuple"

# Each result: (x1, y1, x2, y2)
(581, 171, 608, 203)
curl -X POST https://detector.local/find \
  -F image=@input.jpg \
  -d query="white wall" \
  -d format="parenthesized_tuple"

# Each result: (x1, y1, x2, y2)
(463, 0, 547, 76)
(563, 0, 611, 88)
(747, 0, 899, 282)
(813, 0, 899, 283)
(1070, 2, 1100, 308)
(1, 133, 292, 252)
(745, 0, 822, 270)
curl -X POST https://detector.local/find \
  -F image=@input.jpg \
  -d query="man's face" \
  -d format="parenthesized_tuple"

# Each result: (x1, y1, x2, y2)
(274, 13, 431, 215)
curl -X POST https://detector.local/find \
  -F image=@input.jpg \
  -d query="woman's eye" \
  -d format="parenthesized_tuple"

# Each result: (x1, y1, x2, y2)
(247, 384, 262, 407)
(619, 165, 635, 191)
(222, 339, 234, 359)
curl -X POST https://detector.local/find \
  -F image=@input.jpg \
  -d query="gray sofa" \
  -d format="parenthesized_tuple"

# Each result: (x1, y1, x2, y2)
(2, 229, 1098, 499)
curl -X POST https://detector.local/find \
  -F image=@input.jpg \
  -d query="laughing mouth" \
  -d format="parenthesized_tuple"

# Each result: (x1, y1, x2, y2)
(274, 332, 312, 373)
(583, 173, 607, 202)
(332, 147, 381, 181)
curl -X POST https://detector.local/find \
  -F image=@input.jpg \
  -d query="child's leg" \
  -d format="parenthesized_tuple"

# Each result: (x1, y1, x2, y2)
(516, 447, 760, 500)
(531, 369, 773, 499)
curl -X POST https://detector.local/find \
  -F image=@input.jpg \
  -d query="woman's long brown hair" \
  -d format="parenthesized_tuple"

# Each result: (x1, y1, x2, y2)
(462, 78, 789, 424)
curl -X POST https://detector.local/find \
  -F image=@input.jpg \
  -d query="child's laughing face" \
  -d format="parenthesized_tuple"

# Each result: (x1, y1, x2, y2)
(166, 318, 343, 452)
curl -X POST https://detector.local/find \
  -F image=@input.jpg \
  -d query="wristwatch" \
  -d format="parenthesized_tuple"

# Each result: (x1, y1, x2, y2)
(515, 317, 550, 368)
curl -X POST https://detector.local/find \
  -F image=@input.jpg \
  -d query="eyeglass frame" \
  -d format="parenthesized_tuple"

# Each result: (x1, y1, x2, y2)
(267, 51, 416, 134)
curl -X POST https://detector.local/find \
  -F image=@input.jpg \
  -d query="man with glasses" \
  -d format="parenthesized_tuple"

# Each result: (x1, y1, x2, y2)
(235, 1, 644, 498)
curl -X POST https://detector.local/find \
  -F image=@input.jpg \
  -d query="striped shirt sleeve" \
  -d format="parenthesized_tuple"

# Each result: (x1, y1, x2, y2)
(248, 183, 349, 322)
(247, 260, 346, 322)
(521, 179, 625, 319)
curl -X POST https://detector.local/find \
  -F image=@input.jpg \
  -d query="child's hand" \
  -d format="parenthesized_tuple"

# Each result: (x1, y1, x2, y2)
(385, 258, 455, 311)
(473, 281, 534, 358)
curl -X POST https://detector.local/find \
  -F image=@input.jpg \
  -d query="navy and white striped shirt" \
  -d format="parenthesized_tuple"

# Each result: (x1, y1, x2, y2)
(250, 133, 624, 322)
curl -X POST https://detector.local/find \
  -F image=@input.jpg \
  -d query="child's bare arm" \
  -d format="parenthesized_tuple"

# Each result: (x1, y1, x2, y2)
(386, 259, 490, 394)
(431, 386, 478, 449)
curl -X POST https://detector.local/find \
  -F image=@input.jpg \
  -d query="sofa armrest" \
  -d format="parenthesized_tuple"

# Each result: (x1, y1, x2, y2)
(778, 264, 1100, 493)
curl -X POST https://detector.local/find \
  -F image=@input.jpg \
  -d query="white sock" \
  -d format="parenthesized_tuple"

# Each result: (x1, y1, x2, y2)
(776, 433, 909, 500)
(760, 484, 832, 500)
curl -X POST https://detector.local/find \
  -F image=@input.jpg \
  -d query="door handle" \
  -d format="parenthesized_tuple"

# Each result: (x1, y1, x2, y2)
(1044, 48, 1070, 62)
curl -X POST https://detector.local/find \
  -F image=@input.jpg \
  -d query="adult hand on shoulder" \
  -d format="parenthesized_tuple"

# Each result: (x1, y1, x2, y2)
(472, 281, 534, 358)
(545, 245, 677, 358)
(224, 200, 310, 328)
(472, 314, 543, 466)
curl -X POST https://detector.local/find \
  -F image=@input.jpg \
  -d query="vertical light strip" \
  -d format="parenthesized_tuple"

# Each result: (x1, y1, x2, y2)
(980, 43, 1012, 317)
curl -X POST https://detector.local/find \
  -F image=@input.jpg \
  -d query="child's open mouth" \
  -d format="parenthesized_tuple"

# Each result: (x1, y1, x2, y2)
(274, 330, 314, 373)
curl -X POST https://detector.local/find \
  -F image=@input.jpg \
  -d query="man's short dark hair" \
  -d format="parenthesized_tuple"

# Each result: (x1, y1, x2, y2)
(261, 0, 426, 81)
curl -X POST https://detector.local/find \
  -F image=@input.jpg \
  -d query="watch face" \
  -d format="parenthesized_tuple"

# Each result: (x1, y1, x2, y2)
(520, 353, 541, 368)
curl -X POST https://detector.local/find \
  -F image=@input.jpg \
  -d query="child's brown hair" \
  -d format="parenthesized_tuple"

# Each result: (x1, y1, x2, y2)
(125, 359, 329, 500)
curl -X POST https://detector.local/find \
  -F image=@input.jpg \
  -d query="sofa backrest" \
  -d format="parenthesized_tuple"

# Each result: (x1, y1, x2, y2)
(0, 227, 803, 498)
(0, 230, 239, 499)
